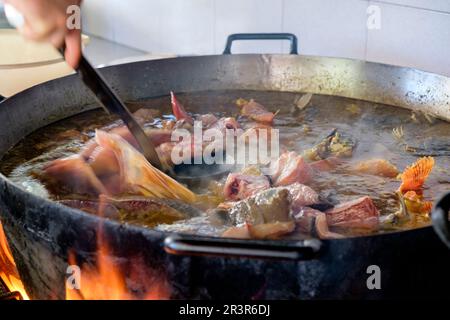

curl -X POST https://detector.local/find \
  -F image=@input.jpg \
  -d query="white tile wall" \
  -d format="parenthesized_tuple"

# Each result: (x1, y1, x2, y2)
(283, 0, 369, 59)
(214, 0, 284, 54)
(374, 0, 450, 13)
(82, 0, 450, 76)
(367, 1, 450, 75)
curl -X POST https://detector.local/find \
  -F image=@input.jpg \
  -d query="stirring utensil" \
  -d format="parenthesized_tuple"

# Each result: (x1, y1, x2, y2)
(6, 4, 233, 182)
(75, 54, 163, 170)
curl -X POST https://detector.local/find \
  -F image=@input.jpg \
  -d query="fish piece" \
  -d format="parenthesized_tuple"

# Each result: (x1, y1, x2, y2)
(156, 142, 177, 166)
(199, 114, 219, 128)
(247, 221, 296, 239)
(156, 215, 227, 237)
(208, 207, 232, 226)
(293, 207, 343, 239)
(403, 191, 433, 215)
(222, 221, 295, 240)
(270, 151, 314, 186)
(85, 145, 120, 177)
(210, 117, 241, 131)
(228, 188, 292, 225)
(171, 92, 194, 124)
(353, 158, 399, 178)
(398, 156, 435, 192)
(145, 129, 174, 147)
(240, 99, 275, 124)
(284, 183, 320, 211)
(222, 224, 251, 239)
(315, 212, 344, 239)
(59, 199, 120, 219)
(95, 130, 196, 203)
(82, 127, 172, 177)
(42, 156, 107, 196)
(293, 206, 321, 234)
(223, 173, 271, 201)
(325, 196, 379, 230)
(132, 108, 159, 124)
(303, 129, 356, 161)
(172, 119, 193, 131)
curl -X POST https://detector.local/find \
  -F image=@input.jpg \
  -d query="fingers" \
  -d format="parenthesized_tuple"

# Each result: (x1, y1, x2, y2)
(6, 0, 83, 69)
(64, 29, 82, 69)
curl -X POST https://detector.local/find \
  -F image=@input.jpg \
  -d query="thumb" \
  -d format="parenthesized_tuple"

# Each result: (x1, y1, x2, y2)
(64, 29, 82, 69)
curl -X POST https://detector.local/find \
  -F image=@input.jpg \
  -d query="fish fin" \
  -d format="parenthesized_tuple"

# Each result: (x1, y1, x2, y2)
(422, 201, 433, 213)
(399, 156, 434, 192)
(170, 91, 194, 124)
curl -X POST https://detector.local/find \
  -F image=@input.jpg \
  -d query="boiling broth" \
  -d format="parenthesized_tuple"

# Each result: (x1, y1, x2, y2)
(2, 91, 450, 237)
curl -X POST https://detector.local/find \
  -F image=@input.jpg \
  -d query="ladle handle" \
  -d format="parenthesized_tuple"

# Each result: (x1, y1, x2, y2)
(58, 47, 163, 170)
(432, 192, 450, 249)
(164, 234, 321, 260)
(223, 33, 299, 55)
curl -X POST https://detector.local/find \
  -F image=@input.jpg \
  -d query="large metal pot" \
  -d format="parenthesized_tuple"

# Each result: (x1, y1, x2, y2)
(0, 34, 449, 300)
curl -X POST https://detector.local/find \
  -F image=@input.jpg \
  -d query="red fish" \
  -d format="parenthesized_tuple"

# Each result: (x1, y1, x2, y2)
(223, 173, 271, 201)
(43, 156, 108, 196)
(325, 196, 379, 230)
(240, 99, 275, 124)
(285, 183, 320, 211)
(270, 151, 314, 186)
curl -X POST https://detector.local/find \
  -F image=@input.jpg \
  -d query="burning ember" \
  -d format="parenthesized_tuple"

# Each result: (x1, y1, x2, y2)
(0, 221, 29, 300)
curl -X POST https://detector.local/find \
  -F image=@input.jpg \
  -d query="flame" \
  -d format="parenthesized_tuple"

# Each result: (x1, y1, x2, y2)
(66, 243, 170, 300)
(66, 200, 171, 300)
(0, 221, 30, 300)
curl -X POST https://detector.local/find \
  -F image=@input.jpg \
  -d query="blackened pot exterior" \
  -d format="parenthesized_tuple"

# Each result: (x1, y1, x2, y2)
(0, 54, 449, 299)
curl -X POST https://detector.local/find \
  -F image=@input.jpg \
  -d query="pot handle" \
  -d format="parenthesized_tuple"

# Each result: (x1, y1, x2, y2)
(223, 33, 298, 55)
(432, 192, 450, 249)
(164, 234, 321, 260)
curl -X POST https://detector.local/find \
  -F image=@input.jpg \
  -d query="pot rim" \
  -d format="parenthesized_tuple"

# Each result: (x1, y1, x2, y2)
(0, 53, 448, 245)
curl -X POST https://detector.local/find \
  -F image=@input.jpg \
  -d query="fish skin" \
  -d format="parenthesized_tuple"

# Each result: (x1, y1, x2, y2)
(223, 173, 271, 201)
(240, 99, 275, 124)
(353, 158, 399, 178)
(270, 151, 314, 186)
(42, 156, 108, 196)
(95, 130, 196, 203)
(228, 188, 292, 226)
(325, 196, 379, 230)
(284, 183, 320, 211)
(247, 221, 296, 239)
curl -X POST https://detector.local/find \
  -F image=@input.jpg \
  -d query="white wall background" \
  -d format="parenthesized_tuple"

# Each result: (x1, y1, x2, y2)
(82, 0, 450, 76)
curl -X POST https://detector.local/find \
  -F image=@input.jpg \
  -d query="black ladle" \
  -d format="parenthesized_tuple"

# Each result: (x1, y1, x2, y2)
(73, 52, 163, 171)
(5, 4, 232, 182)
(73, 52, 233, 182)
